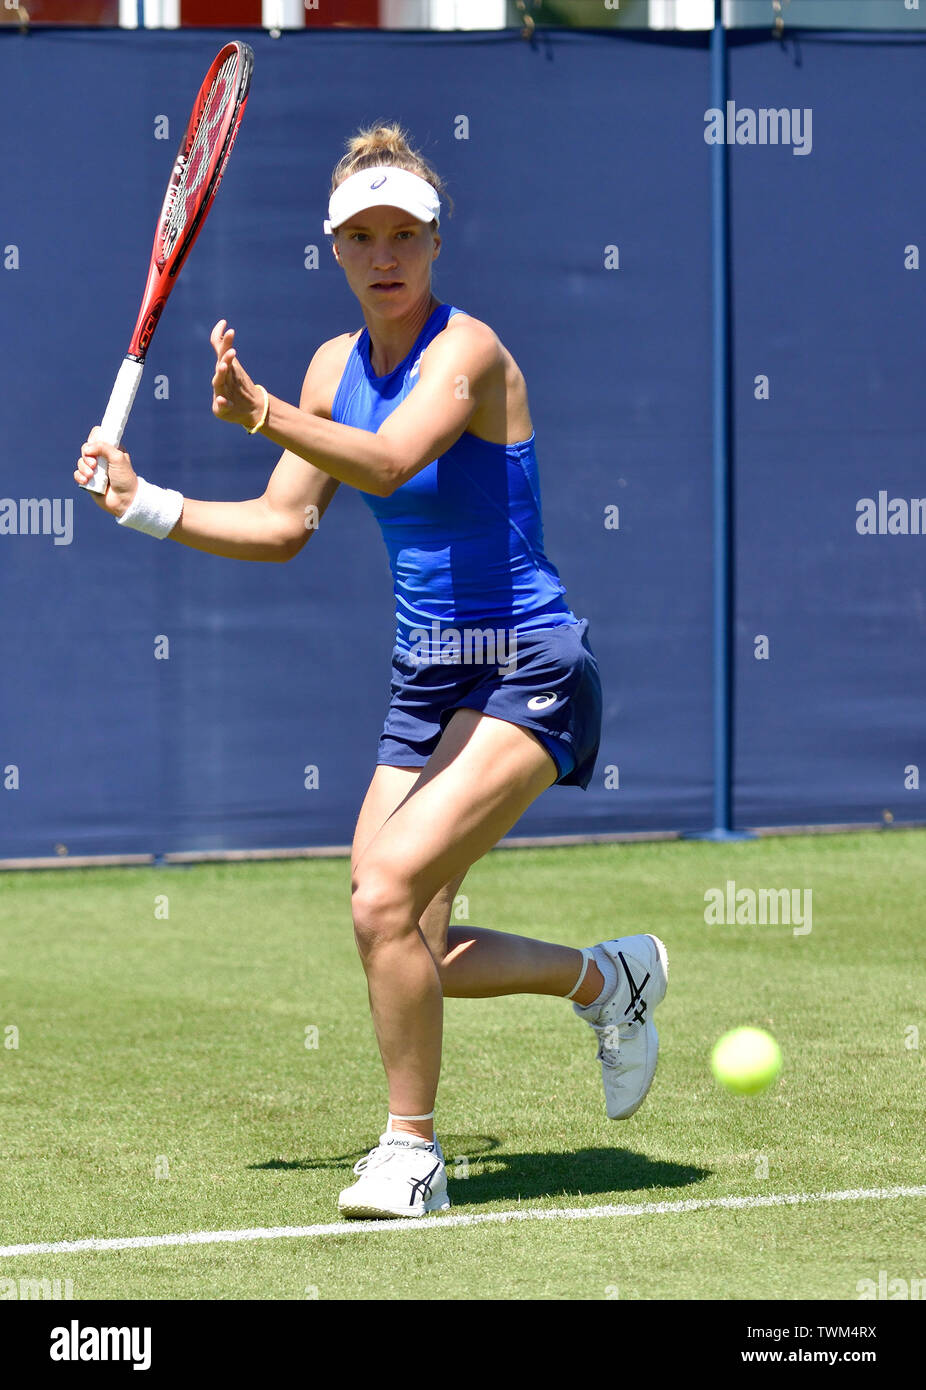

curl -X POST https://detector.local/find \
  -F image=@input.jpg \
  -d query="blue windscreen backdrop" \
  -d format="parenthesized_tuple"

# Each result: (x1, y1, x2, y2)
(0, 27, 921, 860)
(728, 31, 926, 829)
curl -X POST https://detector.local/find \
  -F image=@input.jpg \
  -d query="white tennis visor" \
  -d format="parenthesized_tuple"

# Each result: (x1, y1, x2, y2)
(324, 166, 441, 235)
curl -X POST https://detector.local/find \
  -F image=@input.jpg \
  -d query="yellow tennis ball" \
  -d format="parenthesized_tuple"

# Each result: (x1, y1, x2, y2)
(711, 1027, 782, 1095)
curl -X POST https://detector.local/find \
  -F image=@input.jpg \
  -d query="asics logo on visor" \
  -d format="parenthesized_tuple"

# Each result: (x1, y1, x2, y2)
(370, 175, 387, 188)
(527, 693, 558, 711)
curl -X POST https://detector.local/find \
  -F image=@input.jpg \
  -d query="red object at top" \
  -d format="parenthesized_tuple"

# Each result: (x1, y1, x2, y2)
(181, 0, 263, 24)
(304, 0, 379, 24)
(0, 0, 381, 26)
(2, 0, 119, 21)
(181, 0, 380, 24)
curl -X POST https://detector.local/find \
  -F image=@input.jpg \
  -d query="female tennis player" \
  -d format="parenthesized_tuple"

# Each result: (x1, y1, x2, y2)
(76, 125, 668, 1221)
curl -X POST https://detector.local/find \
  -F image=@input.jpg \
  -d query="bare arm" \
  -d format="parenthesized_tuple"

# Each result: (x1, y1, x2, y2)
(169, 441, 340, 563)
(75, 340, 344, 562)
(210, 315, 503, 497)
(167, 479, 337, 563)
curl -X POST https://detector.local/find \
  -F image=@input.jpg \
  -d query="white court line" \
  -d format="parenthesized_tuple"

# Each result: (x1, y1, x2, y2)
(1, 1186, 924, 1258)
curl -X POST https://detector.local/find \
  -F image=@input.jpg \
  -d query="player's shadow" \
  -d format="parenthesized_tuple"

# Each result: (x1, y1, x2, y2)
(444, 1148, 708, 1205)
(251, 1135, 708, 1203)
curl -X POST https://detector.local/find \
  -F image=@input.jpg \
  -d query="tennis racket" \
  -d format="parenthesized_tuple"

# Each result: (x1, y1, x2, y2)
(82, 41, 254, 495)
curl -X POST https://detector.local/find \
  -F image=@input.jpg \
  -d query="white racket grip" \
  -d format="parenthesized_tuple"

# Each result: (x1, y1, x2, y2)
(82, 357, 145, 494)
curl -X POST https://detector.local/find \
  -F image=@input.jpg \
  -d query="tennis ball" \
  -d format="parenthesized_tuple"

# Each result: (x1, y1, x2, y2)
(711, 1026, 782, 1095)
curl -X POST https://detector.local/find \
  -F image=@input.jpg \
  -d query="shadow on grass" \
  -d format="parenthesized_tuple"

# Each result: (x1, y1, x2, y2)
(440, 1148, 708, 1205)
(252, 1136, 709, 1204)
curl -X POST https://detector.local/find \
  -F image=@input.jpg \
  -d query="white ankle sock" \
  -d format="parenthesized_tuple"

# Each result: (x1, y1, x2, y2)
(387, 1110, 434, 1134)
(565, 948, 592, 999)
(573, 945, 619, 1014)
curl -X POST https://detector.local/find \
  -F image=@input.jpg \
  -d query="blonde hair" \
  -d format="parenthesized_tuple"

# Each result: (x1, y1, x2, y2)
(330, 122, 453, 218)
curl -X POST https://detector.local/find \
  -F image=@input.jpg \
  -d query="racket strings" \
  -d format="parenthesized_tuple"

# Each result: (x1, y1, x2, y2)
(161, 52, 238, 263)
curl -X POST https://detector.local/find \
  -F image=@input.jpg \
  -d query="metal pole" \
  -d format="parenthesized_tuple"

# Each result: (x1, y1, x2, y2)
(687, 0, 752, 840)
(711, 0, 731, 833)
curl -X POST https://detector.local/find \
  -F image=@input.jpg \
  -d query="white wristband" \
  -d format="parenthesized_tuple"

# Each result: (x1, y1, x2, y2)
(116, 476, 184, 539)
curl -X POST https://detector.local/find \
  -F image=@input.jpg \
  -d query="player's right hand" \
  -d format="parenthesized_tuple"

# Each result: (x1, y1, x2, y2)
(74, 427, 139, 517)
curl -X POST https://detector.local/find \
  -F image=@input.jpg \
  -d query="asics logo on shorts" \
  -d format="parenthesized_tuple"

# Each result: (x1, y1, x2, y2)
(527, 692, 558, 711)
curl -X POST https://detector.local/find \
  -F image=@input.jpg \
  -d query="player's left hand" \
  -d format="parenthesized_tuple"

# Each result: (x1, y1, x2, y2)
(211, 319, 263, 429)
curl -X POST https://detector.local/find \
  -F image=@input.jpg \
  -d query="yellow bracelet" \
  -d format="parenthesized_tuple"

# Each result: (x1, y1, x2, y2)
(246, 385, 270, 435)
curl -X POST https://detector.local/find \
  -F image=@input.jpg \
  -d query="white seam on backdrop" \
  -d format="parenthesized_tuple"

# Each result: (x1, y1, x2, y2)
(1, 1186, 924, 1258)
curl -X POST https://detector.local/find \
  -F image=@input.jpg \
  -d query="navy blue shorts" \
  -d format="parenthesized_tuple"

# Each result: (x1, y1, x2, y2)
(377, 618, 602, 789)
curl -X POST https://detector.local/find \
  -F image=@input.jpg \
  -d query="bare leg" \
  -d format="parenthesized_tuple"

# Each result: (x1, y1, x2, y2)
(438, 926, 604, 1002)
(417, 877, 604, 1005)
(348, 746, 606, 1150)
(351, 710, 561, 1142)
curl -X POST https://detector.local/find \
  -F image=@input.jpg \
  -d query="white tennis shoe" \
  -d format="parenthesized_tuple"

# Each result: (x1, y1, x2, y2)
(338, 1132, 450, 1219)
(575, 934, 669, 1120)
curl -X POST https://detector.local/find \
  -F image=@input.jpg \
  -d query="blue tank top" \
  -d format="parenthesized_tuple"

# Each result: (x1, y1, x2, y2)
(331, 302, 575, 656)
